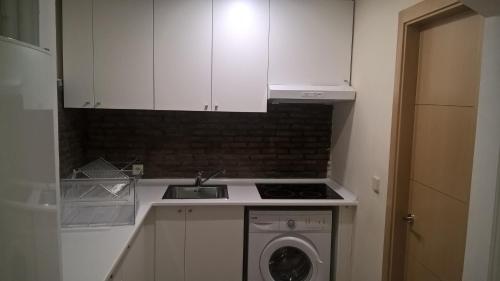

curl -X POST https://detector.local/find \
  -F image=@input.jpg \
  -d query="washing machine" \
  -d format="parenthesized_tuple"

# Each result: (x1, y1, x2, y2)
(247, 209, 333, 281)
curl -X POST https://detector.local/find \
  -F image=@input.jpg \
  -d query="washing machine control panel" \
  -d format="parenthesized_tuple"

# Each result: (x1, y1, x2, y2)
(280, 215, 331, 231)
(249, 211, 332, 233)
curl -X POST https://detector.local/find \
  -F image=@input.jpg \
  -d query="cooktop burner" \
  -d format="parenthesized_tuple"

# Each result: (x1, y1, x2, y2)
(255, 183, 343, 200)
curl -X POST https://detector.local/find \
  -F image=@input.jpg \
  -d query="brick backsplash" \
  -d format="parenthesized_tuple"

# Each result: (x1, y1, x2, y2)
(58, 97, 333, 178)
(58, 89, 87, 178)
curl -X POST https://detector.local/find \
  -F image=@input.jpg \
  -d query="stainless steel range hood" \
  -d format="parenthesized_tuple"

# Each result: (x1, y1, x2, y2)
(268, 84, 356, 104)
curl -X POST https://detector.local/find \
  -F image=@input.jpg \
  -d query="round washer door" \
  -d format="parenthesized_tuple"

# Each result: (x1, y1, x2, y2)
(259, 236, 323, 281)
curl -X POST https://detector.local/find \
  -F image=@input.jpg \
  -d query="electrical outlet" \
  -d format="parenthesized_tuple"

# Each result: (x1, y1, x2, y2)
(132, 164, 144, 176)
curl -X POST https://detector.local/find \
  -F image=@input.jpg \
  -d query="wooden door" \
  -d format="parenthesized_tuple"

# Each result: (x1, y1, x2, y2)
(93, 0, 154, 109)
(212, 0, 269, 112)
(404, 11, 483, 281)
(185, 206, 244, 281)
(155, 207, 186, 281)
(154, 0, 212, 111)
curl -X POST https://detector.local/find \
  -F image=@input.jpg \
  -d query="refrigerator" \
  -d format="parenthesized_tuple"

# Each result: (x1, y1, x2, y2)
(0, 4, 61, 280)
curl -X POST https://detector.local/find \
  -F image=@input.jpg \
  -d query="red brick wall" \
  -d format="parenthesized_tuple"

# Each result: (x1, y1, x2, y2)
(59, 100, 333, 178)
(58, 89, 87, 177)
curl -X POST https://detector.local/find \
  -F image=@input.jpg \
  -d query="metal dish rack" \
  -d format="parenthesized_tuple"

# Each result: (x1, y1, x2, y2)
(60, 158, 141, 228)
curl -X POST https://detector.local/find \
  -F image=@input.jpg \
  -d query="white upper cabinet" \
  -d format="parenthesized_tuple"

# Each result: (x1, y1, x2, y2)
(212, 0, 269, 112)
(62, 0, 94, 108)
(269, 0, 354, 86)
(93, 0, 154, 109)
(63, 0, 353, 110)
(154, 0, 212, 111)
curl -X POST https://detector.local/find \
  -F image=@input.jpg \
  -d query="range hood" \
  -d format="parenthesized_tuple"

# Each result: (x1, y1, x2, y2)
(268, 84, 356, 104)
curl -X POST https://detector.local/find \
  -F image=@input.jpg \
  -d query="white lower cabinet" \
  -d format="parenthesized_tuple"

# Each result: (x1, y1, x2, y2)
(156, 206, 245, 281)
(109, 212, 155, 281)
(109, 206, 244, 281)
(185, 206, 245, 281)
(155, 206, 186, 281)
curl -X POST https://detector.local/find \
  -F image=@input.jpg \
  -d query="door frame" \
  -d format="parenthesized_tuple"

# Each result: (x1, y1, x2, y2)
(382, 1, 478, 281)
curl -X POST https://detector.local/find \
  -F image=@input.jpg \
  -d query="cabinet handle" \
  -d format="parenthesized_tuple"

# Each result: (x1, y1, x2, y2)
(188, 209, 192, 213)
(95, 102, 101, 107)
(83, 101, 90, 107)
(177, 209, 182, 213)
(214, 105, 219, 111)
(204, 105, 208, 111)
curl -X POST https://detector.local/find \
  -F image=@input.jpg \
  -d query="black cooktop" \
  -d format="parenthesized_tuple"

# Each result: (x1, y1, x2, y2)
(255, 183, 343, 200)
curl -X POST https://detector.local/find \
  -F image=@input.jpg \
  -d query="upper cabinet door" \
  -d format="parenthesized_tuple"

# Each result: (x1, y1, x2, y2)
(269, 0, 354, 86)
(154, 0, 212, 111)
(62, 0, 94, 108)
(93, 0, 154, 109)
(212, 0, 269, 112)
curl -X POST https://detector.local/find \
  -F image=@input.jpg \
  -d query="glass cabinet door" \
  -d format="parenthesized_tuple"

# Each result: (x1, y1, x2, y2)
(0, 0, 40, 46)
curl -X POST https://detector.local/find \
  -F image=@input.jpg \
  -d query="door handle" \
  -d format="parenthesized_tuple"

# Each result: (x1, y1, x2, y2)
(403, 213, 416, 224)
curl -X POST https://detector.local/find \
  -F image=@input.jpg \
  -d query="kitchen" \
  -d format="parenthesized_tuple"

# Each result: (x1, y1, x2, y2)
(0, 1, 499, 281)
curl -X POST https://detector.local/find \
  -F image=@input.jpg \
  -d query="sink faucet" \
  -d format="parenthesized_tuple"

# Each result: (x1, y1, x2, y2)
(194, 169, 226, 187)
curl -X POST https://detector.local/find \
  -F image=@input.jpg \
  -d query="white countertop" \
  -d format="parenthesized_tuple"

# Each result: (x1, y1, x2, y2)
(61, 178, 357, 281)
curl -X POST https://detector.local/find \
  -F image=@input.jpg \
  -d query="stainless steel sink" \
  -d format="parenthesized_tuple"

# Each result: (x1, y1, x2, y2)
(162, 185, 229, 199)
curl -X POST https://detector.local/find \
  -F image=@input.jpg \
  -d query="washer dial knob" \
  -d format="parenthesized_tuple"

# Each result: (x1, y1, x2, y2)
(287, 219, 296, 228)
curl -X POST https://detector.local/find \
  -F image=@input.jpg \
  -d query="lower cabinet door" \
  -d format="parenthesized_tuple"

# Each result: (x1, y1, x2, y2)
(110, 211, 155, 281)
(155, 207, 186, 281)
(109, 259, 125, 281)
(185, 206, 245, 281)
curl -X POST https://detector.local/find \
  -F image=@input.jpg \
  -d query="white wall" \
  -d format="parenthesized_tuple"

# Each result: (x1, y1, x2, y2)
(491, 155, 500, 281)
(461, 0, 500, 17)
(462, 16, 500, 281)
(329, 1, 420, 281)
(331, 4, 500, 281)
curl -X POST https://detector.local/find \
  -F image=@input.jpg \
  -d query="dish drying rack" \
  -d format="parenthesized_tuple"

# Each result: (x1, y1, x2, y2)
(60, 158, 141, 228)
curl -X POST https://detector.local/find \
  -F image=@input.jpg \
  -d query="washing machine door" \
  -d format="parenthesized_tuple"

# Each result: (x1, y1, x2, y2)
(259, 236, 323, 281)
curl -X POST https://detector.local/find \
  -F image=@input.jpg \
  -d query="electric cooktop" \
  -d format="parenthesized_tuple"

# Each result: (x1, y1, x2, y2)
(255, 183, 343, 200)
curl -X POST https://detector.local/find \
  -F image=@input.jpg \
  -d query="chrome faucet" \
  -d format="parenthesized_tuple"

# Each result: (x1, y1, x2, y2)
(194, 169, 226, 187)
